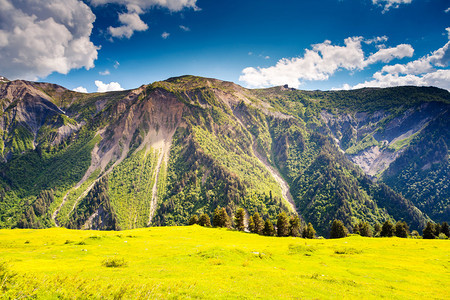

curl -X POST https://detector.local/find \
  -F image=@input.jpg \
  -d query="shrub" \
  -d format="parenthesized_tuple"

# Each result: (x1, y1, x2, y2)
(102, 257, 127, 268)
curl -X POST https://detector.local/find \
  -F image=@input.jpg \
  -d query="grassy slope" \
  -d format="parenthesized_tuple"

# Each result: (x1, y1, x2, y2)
(0, 226, 448, 299)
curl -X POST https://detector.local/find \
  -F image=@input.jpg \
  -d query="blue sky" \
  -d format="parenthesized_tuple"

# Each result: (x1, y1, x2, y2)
(0, 0, 449, 92)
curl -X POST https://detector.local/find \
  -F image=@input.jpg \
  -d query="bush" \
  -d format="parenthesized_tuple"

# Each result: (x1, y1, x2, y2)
(438, 233, 448, 239)
(102, 257, 127, 268)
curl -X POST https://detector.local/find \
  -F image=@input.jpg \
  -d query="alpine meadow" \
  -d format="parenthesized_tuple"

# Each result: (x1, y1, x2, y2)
(1, 0, 450, 299)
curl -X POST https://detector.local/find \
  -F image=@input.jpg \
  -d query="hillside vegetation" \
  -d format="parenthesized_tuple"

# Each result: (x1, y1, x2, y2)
(0, 76, 448, 235)
(0, 226, 448, 299)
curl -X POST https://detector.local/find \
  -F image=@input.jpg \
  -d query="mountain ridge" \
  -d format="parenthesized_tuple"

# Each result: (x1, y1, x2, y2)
(0, 75, 448, 235)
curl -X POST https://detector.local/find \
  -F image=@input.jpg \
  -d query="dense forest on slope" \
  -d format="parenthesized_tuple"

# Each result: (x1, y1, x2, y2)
(0, 76, 448, 235)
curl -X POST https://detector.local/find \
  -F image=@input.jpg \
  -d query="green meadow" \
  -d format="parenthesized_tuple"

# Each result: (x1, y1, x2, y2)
(0, 226, 448, 299)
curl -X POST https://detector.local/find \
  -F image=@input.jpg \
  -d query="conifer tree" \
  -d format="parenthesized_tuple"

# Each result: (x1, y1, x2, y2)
(441, 222, 449, 238)
(374, 223, 382, 237)
(248, 216, 255, 233)
(289, 215, 301, 237)
(188, 215, 199, 225)
(395, 221, 409, 238)
(263, 219, 275, 236)
(380, 220, 394, 237)
(213, 207, 230, 228)
(302, 222, 316, 239)
(198, 213, 211, 227)
(235, 208, 246, 231)
(277, 212, 290, 237)
(423, 222, 435, 239)
(330, 220, 347, 239)
(252, 212, 264, 234)
(358, 221, 372, 237)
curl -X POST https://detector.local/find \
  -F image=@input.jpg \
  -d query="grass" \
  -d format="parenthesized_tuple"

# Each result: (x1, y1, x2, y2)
(0, 226, 448, 299)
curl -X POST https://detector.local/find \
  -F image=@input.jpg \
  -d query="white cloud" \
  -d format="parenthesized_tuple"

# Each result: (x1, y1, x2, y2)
(161, 32, 170, 39)
(99, 70, 110, 75)
(0, 0, 98, 80)
(366, 44, 414, 64)
(179, 25, 190, 31)
(240, 37, 414, 88)
(114, 61, 120, 69)
(91, 0, 198, 39)
(445, 7, 450, 13)
(73, 86, 88, 93)
(337, 31, 450, 91)
(90, 0, 199, 12)
(95, 80, 125, 92)
(365, 36, 388, 44)
(372, 0, 412, 13)
(108, 12, 148, 39)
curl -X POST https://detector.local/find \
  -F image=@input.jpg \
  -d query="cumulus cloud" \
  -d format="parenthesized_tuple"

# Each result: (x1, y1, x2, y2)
(91, 0, 198, 39)
(0, 0, 98, 80)
(337, 30, 450, 91)
(239, 37, 414, 88)
(372, 0, 412, 13)
(161, 32, 170, 39)
(95, 80, 125, 92)
(108, 12, 148, 38)
(73, 86, 88, 93)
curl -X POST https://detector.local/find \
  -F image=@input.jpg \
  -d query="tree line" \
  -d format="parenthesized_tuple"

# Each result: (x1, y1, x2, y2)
(189, 208, 450, 240)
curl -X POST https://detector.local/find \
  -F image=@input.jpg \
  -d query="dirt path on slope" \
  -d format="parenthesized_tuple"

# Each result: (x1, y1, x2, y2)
(252, 144, 297, 213)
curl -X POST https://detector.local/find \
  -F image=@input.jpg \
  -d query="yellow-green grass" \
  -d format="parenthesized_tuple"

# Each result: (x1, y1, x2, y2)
(0, 226, 448, 299)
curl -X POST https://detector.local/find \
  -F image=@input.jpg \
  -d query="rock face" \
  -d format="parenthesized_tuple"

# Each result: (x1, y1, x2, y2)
(0, 76, 448, 234)
(321, 101, 450, 177)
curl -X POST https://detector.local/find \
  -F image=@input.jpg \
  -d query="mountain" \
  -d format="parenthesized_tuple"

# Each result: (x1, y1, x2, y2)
(0, 76, 448, 236)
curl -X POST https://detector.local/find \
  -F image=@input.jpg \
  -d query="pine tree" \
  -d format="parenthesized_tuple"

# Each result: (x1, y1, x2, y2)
(423, 222, 435, 239)
(235, 208, 246, 231)
(395, 221, 409, 238)
(248, 216, 255, 233)
(252, 212, 264, 234)
(277, 212, 290, 237)
(263, 219, 275, 236)
(358, 221, 372, 237)
(188, 215, 199, 225)
(330, 220, 347, 239)
(198, 213, 211, 227)
(380, 220, 394, 237)
(441, 222, 449, 238)
(374, 223, 382, 237)
(302, 222, 316, 239)
(289, 215, 301, 237)
(213, 207, 230, 228)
